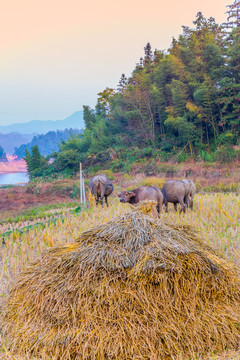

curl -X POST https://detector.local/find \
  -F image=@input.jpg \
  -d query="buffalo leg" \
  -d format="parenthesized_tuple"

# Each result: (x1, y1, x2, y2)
(93, 188, 99, 206)
(164, 201, 169, 213)
(100, 185, 107, 207)
(105, 196, 109, 207)
(174, 203, 178, 212)
(179, 200, 186, 213)
(190, 196, 194, 210)
(157, 203, 162, 215)
(99, 197, 104, 207)
(158, 199, 163, 214)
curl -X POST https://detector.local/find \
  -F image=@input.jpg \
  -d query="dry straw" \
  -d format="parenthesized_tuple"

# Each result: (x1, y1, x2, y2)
(1, 201, 240, 359)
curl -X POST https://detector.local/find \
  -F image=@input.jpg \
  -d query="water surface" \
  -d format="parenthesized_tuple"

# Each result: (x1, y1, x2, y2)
(0, 172, 29, 186)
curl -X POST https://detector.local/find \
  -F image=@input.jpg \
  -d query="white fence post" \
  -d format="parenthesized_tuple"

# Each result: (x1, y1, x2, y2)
(80, 163, 86, 205)
(80, 163, 83, 204)
(82, 173, 86, 204)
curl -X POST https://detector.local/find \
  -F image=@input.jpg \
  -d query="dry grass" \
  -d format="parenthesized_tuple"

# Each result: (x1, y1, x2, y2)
(1, 200, 240, 360)
(140, 176, 166, 189)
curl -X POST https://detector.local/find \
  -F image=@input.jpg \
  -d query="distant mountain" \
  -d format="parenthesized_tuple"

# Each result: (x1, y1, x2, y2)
(0, 133, 34, 154)
(0, 111, 84, 135)
(14, 129, 83, 158)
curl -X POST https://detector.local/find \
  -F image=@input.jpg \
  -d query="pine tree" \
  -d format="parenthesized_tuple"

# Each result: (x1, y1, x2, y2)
(117, 74, 128, 92)
(143, 42, 153, 69)
(30, 145, 42, 171)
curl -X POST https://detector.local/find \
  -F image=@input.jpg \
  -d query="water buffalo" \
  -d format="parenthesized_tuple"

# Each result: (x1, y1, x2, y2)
(161, 180, 188, 213)
(88, 173, 114, 207)
(118, 186, 163, 214)
(181, 179, 196, 210)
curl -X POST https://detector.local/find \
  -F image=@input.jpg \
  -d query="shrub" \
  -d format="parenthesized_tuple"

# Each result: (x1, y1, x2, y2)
(156, 164, 178, 177)
(218, 131, 237, 145)
(111, 160, 124, 171)
(143, 147, 154, 157)
(216, 146, 236, 163)
(137, 162, 158, 176)
(177, 152, 190, 163)
(198, 150, 216, 162)
(71, 184, 80, 198)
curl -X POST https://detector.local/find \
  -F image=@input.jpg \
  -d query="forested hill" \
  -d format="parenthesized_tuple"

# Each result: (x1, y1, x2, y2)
(26, 3, 240, 178)
(0, 133, 34, 154)
(14, 129, 82, 158)
(81, 8, 239, 154)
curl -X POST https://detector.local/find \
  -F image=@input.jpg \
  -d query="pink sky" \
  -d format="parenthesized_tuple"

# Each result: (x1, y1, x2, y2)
(0, 0, 231, 125)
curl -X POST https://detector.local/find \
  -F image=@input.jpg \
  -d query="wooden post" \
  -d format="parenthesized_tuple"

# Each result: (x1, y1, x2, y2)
(80, 163, 83, 204)
(80, 162, 86, 205)
(82, 173, 86, 204)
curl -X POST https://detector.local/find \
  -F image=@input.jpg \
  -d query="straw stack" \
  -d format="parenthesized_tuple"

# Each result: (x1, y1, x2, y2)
(2, 202, 240, 359)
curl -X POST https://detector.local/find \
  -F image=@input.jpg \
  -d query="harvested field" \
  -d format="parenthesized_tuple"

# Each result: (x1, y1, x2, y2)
(1, 201, 240, 360)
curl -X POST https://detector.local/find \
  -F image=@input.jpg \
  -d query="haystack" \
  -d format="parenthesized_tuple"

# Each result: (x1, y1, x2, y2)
(2, 202, 240, 360)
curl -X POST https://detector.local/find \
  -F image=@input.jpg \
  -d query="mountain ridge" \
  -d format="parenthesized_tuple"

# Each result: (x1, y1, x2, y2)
(0, 133, 35, 154)
(0, 111, 84, 135)
(14, 128, 83, 158)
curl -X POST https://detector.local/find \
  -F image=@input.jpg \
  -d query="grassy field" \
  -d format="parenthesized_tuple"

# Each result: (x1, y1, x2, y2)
(0, 190, 240, 359)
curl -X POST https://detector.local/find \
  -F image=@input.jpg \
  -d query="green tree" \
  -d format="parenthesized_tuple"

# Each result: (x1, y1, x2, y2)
(83, 106, 96, 130)
(24, 149, 32, 176)
(117, 74, 128, 92)
(143, 42, 153, 69)
(31, 145, 42, 171)
(24, 145, 48, 179)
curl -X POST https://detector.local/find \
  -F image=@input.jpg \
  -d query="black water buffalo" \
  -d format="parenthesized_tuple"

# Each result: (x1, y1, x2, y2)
(161, 180, 188, 213)
(118, 186, 163, 214)
(88, 173, 114, 207)
(181, 179, 196, 210)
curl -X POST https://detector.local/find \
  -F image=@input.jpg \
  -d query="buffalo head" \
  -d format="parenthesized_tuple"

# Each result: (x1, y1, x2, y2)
(117, 191, 135, 203)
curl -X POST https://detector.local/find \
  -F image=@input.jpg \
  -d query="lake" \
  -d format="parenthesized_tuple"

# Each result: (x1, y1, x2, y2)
(0, 172, 29, 186)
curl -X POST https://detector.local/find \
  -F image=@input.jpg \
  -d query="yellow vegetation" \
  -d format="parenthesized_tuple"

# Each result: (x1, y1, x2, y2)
(1, 199, 240, 360)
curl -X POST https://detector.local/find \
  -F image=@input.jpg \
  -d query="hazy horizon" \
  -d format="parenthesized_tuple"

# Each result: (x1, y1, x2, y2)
(0, 110, 83, 128)
(0, 0, 230, 126)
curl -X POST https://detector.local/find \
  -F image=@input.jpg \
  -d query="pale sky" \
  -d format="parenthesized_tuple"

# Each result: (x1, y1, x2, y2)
(0, 0, 230, 125)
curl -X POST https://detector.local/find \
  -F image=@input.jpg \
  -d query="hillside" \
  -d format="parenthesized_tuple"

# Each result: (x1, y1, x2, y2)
(46, 10, 238, 178)
(0, 133, 34, 154)
(14, 128, 83, 158)
(0, 111, 84, 135)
